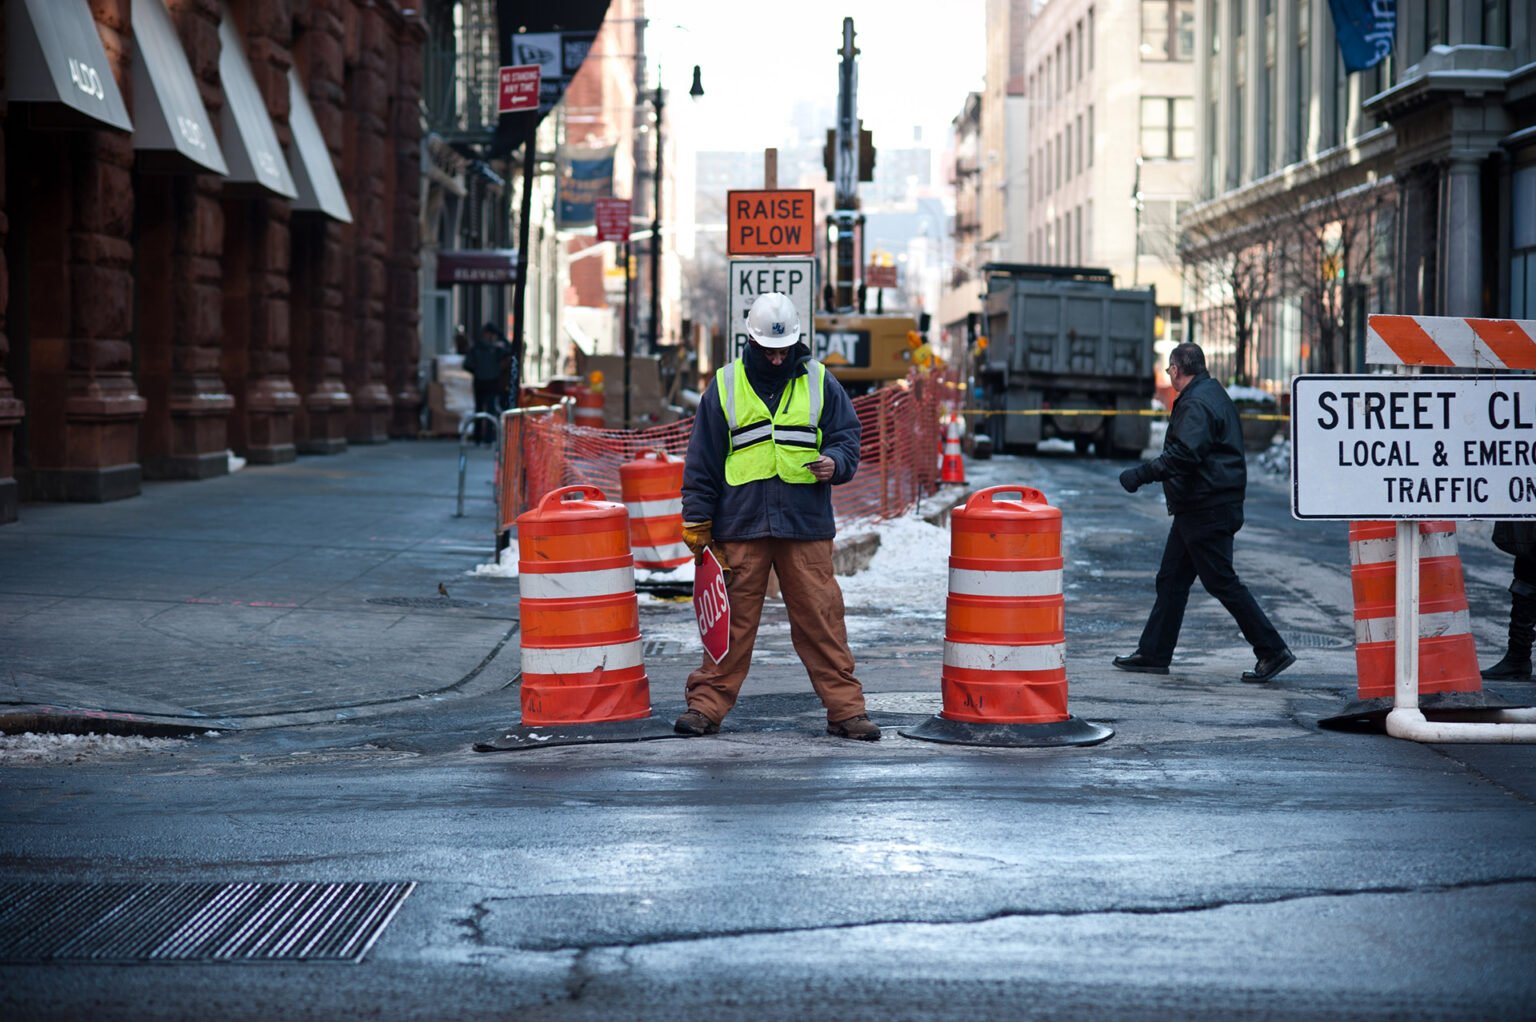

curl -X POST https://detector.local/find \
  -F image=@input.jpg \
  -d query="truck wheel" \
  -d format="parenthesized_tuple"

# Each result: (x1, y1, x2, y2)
(1073, 437, 1092, 455)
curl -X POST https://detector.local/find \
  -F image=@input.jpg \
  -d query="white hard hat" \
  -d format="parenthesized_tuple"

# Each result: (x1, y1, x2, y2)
(745, 292, 802, 349)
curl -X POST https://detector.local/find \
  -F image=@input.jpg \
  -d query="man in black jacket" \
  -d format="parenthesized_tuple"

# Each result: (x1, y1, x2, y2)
(1113, 342, 1295, 683)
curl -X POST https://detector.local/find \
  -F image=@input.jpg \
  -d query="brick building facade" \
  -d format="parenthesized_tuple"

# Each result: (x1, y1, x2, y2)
(0, 0, 426, 523)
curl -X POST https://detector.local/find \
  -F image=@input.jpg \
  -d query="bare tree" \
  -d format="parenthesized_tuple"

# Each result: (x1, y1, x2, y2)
(1178, 202, 1288, 386)
(1282, 184, 1393, 374)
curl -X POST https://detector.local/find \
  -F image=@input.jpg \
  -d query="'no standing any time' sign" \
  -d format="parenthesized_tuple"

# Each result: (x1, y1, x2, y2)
(1291, 374, 1536, 519)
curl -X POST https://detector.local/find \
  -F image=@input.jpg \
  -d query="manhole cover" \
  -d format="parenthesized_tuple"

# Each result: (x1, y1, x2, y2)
(367, 596, 486, 609)
(0, 881, 414, 962)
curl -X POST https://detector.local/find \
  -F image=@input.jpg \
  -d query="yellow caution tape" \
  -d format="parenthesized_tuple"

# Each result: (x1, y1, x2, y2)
(957, 408, 1290, 423)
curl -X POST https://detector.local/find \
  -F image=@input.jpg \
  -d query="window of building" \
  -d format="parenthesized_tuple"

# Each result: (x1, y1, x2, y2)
(1066, 29, 1074, 86)
(1295, 0, 1311, 162)
(1065, 122, 1073, 180)
(1075, 113, 1084, 174)
(1141, 0, 1195, 61)
(1426, 0, 1450, 48)
(1512, 165, 1536, 318)
(1482, 0, 1509, 47)
(1077, 20, 1085, 80)
(1088, 6, 1095, 70)
(1230, 84, 1244, 189)
(1140, 97, 1194, 160)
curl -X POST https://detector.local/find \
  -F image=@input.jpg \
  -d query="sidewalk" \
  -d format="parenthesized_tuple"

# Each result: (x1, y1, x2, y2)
(0, 441, 519, 733)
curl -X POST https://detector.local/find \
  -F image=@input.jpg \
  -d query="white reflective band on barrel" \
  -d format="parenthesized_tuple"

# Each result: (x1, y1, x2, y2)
(519, 565, 635, 600)
(1355, 609, 1472, 644)
(948, 567, 1062, 597)
(943, 640, 1066, 672)
(625, 497, 683, 519)
(1350, 531, 1459, 566)
(520, 638, 645, 676)
(635, 542, 690, 562)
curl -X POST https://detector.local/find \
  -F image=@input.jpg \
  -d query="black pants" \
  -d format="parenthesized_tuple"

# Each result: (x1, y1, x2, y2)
(1136, 502, 1286, 665)
(472, 380, 500, 445)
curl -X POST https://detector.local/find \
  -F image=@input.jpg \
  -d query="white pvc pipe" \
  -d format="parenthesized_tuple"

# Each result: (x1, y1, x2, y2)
(1387, 707, 1536, 743)
(1393, 520, 1420, 712)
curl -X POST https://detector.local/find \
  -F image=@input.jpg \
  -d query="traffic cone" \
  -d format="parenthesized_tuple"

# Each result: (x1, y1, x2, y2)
(474, 485, 680, 751)
(619, 449, 690, 572)
(1320, 520, 1520, 730)
(901, 486, 1113, 747)
(940, 414, 966, 484)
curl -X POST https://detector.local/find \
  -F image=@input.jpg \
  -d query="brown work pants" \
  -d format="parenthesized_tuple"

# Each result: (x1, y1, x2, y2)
(684, 537, 868, 724)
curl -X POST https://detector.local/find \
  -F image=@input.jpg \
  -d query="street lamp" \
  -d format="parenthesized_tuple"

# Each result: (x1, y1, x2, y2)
(644, 65, 703, 358)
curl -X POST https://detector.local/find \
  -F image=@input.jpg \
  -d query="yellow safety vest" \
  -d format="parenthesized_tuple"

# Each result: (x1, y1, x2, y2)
(718, 357, 827, 486)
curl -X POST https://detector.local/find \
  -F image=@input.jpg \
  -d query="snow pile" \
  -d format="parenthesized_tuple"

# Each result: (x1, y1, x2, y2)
(0, 731, 218, 765)
(839, 512, 951, 619)
(471, 540, 519, 577)
(227, 449, 246, 473)
(1225, 384, 1277, 405)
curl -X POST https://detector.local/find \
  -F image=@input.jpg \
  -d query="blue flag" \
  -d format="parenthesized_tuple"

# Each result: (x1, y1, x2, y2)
(1327, 0, 1396, 73)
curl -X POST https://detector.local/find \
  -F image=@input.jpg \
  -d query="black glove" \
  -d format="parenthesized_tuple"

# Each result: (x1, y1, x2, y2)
(1119, 467, 1143, 493)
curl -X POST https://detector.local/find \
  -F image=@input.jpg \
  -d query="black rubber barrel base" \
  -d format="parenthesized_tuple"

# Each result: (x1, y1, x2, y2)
(1318, 690, 1529, 732)
(474, 715, 684, 752)
(898, 714, 1113, 748)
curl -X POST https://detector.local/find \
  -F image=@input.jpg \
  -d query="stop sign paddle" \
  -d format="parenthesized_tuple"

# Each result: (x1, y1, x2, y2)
(694, 547, 730, 664)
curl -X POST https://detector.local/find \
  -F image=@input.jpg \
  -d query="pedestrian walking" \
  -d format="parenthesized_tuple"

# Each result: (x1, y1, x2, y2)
(463, 322, 511, 446)
(674, 292, 881, 740)
(1113, 341, 1295, 683)
(1481, 521, 1536, 681)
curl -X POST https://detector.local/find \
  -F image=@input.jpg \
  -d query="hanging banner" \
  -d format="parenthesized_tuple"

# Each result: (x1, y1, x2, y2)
(555, 144, 615, 228)
(1326, 0, 1396, 73)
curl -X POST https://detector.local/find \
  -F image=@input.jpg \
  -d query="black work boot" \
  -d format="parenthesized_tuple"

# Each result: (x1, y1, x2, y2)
(1482, 579, 1536, 681)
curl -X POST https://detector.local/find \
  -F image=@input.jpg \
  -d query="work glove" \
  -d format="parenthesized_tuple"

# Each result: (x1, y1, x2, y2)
(1119, 466, 1145, 493)
(682, 520, 713, 563)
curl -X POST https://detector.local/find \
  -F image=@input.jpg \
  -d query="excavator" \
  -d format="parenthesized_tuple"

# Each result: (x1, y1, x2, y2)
(810, 18, 927, 396)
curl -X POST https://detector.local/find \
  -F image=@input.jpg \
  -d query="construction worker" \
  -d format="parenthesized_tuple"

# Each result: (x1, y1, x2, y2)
(675, 292, 880, 741)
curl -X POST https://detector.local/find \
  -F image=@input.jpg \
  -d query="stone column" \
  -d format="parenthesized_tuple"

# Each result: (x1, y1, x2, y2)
(346, 6, 392, 443)
(293, 0, 351, 454)
(148, 0, 234, 478)
(385, 9, 425, 438)
(229, 0, 299, 463)
(0, 13, 24, 522)
(40, 2, 147, 502)
(1440, 156, 1484, 317)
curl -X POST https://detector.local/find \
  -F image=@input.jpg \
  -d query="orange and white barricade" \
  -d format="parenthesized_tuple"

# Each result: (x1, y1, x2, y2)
(1320, 520, 1513, 728)
(619, 450, 690, 570)
(514, 485, 650, 727)
(902, 485, 1111, 747)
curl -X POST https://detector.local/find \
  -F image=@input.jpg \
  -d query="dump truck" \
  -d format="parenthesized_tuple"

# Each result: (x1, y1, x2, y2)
(974, 263, 1157, 458)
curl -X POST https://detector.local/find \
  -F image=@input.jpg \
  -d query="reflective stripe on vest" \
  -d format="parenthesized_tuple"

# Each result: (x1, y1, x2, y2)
(718, 358, 827, 485)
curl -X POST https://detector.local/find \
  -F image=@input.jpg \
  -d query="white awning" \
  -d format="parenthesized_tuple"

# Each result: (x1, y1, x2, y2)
(5, 0, 133, 131)
(131, 0, 227, 174)
(286, 67, 351, 222)
(217, 2, 296, 198)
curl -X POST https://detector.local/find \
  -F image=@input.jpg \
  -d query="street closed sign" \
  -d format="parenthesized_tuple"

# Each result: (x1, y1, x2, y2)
(726, 189, 816, 255)
(1292, 374, 1536, 519)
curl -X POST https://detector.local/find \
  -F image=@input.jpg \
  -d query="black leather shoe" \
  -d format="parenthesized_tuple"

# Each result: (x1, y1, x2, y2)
(1242, 649, 1296, 683)
(1112, 653, 1169, 675)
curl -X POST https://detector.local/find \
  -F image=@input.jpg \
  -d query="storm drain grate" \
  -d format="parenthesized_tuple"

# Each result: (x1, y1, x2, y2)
(0, 881, 414, 963)
(643, 640, 683, 657)
(1279, 631, 1353, 650)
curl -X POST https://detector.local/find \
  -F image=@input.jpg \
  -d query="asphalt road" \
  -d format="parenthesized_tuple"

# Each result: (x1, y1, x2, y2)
(4, 450, 1535, 1021)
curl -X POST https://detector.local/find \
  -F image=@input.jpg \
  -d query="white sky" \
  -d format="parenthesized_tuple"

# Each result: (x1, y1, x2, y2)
(644, 0, 987, 153)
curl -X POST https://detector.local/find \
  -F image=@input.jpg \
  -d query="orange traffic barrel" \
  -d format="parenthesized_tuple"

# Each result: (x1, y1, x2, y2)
(574, 386, 605, 428)
(515, 485, 650, 726)
(940, 414, 966, 484)
(901, 485, 1112, 747)
(619, 449, 690, 570)
(1321, 520, 1514, 729)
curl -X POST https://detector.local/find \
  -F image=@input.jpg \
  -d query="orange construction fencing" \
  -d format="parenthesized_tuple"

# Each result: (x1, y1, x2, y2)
(502, 370, 949, 528)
